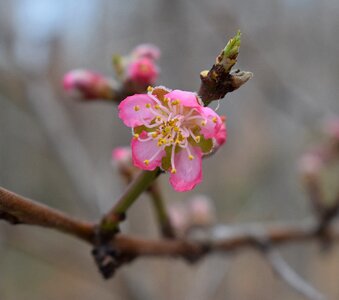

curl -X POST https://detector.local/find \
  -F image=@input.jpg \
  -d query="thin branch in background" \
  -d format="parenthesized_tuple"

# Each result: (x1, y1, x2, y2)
(264, 249, 325, 300)
(147, 183, 175, 238)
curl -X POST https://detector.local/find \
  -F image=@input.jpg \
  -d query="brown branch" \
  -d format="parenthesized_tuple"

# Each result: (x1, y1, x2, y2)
(2, 185, 339, 256)
(198, 32, 252, 105)
(0, 186, 95, 243)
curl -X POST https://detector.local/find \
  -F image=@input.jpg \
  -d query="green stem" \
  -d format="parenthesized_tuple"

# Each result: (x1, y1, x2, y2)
(100, 169, 161, 237)
(148, 184, 175, 238)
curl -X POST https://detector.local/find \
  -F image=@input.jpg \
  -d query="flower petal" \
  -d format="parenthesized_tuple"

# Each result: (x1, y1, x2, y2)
(199, 107, 223, 139)
(216, 121, 227, 146)
(165, 90, 201, 108)
(118, 94, 156, 127)
(131, 133, 165, 170)
(169, 146, 202, 192)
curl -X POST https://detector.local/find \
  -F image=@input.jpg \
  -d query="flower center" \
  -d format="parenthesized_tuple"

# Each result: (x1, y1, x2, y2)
(134, 95, 208, 173)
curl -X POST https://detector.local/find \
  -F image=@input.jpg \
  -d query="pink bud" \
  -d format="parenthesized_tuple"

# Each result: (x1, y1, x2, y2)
(168, 203, 189, 237)
(187, 195, 216, 227)
(323, 116, 339, 141)
(132, 44, 161, 61)
(63, 69, 114, 100)
(298, 153, 322, 178)
(112, 147, 132, 165)
(126, 57, 159, 85)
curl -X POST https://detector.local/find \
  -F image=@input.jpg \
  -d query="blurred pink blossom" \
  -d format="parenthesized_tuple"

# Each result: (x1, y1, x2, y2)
(126, 57, 159, 86)
(63, 69, 114, 100)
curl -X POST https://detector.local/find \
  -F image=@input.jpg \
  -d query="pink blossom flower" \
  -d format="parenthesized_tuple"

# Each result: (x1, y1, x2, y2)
(126, 58, 159, 86)
(324, 116, 339, 141)
(118, 86, 225, 192)
(188, 195, 216, 226)
(63, 69, 113, 100)
(112, 147, 132, 165)
(132, 43, 161, 61)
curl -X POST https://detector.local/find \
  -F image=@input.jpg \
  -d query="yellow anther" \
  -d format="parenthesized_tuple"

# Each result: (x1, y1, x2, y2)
(163, 97, 169, 103)
(195, 136, 201, 143)
(201, 120, 207, 126)
(147, 86, 153, 92)
(171, 168, 177, 174)
(172, 99, 180, 105)
(144, 160, 149, 166)
(154, 104, 160, 109)
(134, 105, 140, 111)
(174, 127, 180, 132)
(156, 116, 162, 121)
(145, 103, 151, 108)
(133, 133, 139, 139)
(151, 132, 158, 138)
(189, 155, 194, 160)
(212, 117, 218, 123)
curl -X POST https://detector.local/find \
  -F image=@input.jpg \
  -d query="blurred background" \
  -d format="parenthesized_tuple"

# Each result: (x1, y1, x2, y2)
(1, 0, 339, 299)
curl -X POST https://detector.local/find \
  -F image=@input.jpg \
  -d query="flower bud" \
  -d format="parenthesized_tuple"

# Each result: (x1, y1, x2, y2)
(63, 69, 114, 100)
(132, 43, 161, 61)
(126, 57, 159, 86)
(112, 147, 132, 166)
(168, 203, 189, 237)
(298, 153, 322, 180)
(323, 116, 339, 142)
(187, 195, 216, 227)
(112, 147, 137, 183)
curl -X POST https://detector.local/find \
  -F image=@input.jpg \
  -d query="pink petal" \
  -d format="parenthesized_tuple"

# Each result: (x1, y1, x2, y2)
(127, 57, 159, 85)
(131, 133, 165, 170)
(199, 107, 223, 139)
(132, 44, 161, 61)
(169, 146, 202, 192)
(165, 90, 201, 108)
(118, 94, 155, 127)
(215, 121, 227, 146)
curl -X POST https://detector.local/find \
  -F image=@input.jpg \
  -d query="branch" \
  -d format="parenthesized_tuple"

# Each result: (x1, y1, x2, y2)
(0, 186, 95, 243)
(198, 31, 252, 105)
(99, 169, 161, 238)
(147, 183, 175, 238)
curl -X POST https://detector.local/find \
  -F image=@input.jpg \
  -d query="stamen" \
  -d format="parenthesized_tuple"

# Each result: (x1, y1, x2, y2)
(212, 117, 218, 123)
(188, 128, 201, 143)
(144, 160, 149, 166)
(148, 94, 170, 114)
(170, 145, 176, 173)
(185, 144, 194, 160)
(147, 86, 153, 92)
(145, 103, 151, 108)
(201, 120, 207, 126)
(134, 105, 140, 111)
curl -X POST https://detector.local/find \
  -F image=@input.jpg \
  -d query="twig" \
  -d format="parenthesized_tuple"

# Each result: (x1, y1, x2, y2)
(264, 249, 325, 300)
(147, 184, 175, 238)
(198, 31, 252, 105)
(2, 185, 339, 256)
(99, 169, 161, 238)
